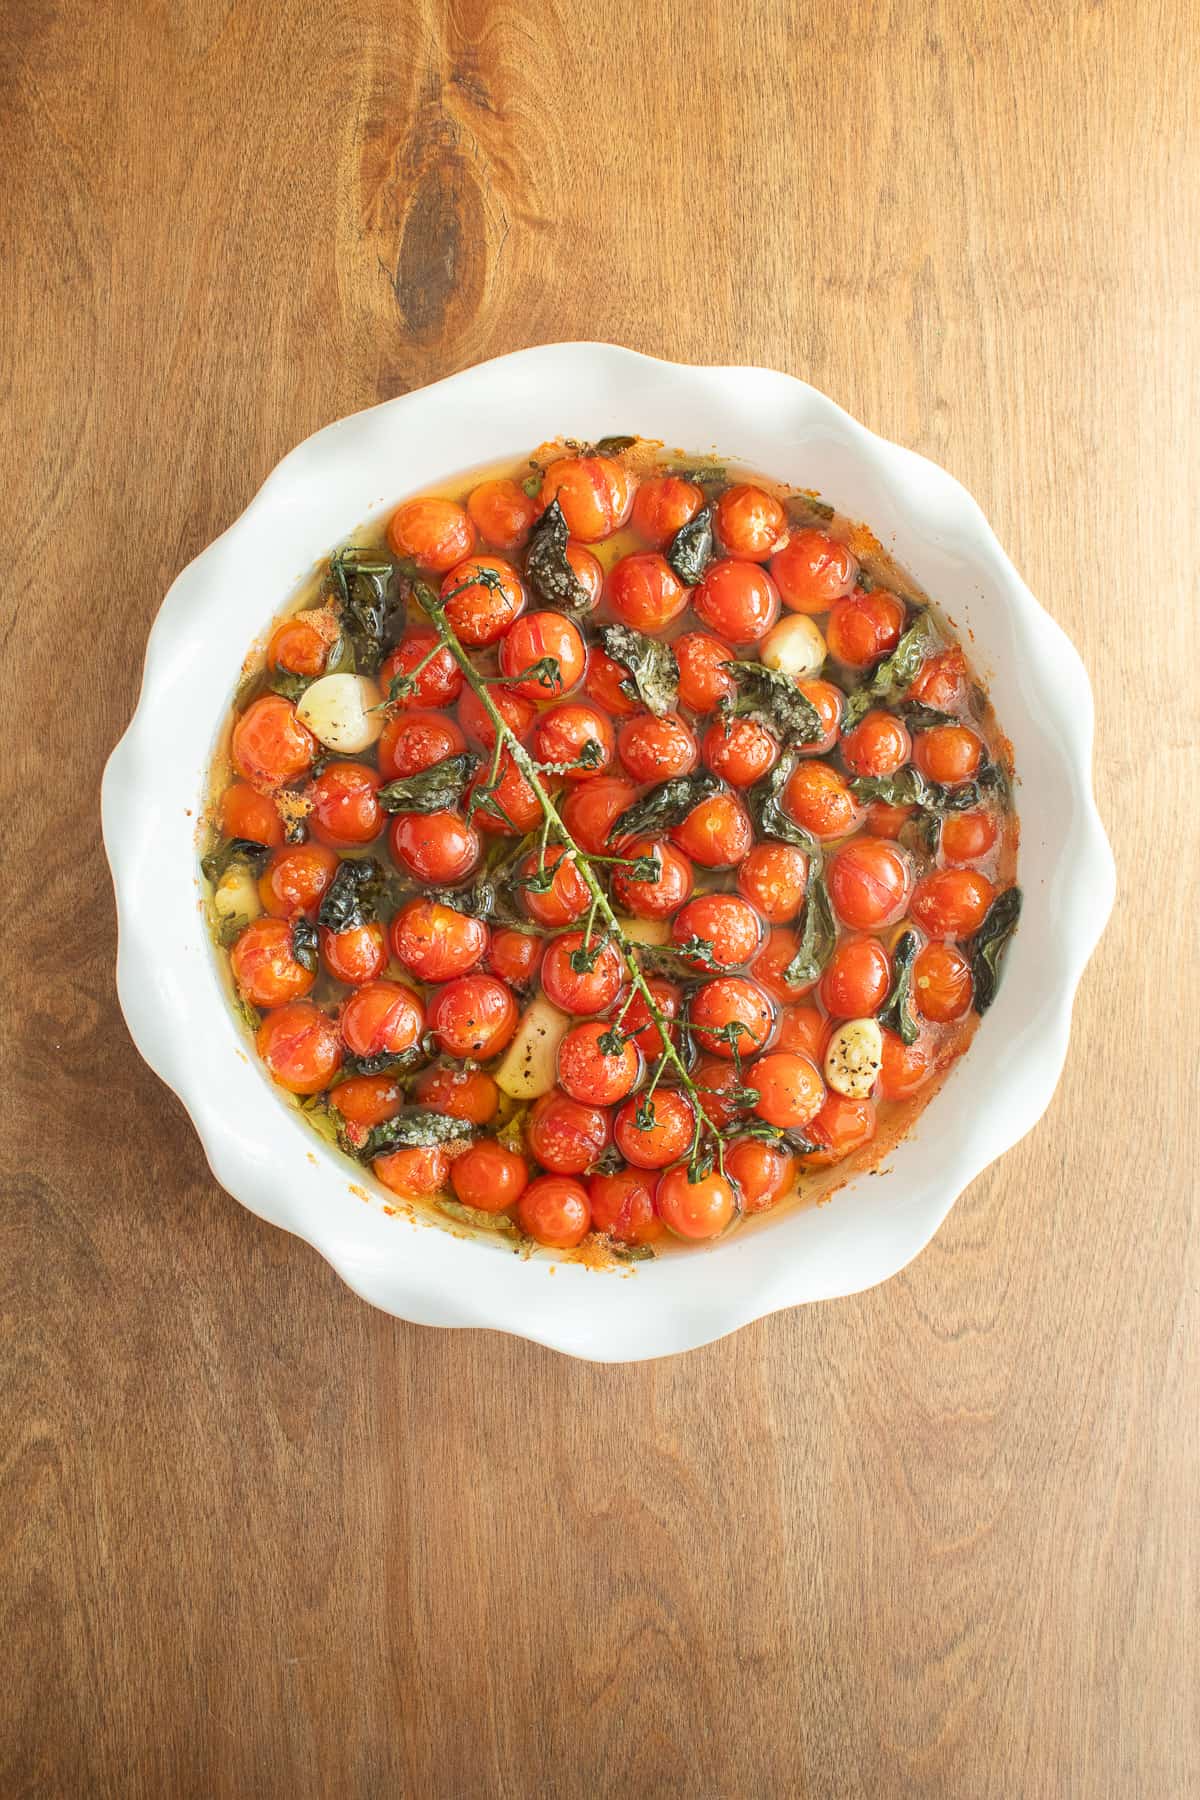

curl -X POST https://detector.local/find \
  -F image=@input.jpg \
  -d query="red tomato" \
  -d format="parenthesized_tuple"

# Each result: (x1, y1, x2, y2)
(565, 542, 605, 610)
(540, 933, 625, 1015)
(839, 709, 911, 778)
(910, 868, 996, 937)
(220, 781, 284, 848)
(614, 1088, 696, 1169)
(560, 776, 637, 854)
(799, 1093, 876, 1167)
(389, 898, 489, 983)
(557, 1021, 642, 1105)
(256, 1001, 342, 1095)
(867, 801, 913, 839)
(782, 760, 862, 839)
(631, 475, 704, 547)
(701, 716, 779, 786)
(413, 1065, 500, 1125)
(427, 974, 519, 1059)
(340, 980, 425, 1060)
(380, 633, 464, 711)
(528, 1091, 611, 1175)
(258, 842, 339, 918)
(231, 694, 316, 791)
(484, 927, 543, 989)
(715, 484, 787, 560)
(379, 711, 468, 780)
(467, 478, 537, 550)
(455, 683, 535, 749)
(769, 528, 858, 613)
(913, 942, 974, 1021)
(940, 810, 999, 863)
(675, 631, 736, 712)
(607, 553, 690, 632)
(689, 976, 775, 1058)
(268, 610, 337, 677)
(751, 928, 814, 1005)
(912, 725, 984, 785)
(330, 1072, 405, 1130)
(621, 977, 682, 1059)
(737, 843, 808, 923)
(820, 937, 891, 1017)
(671, 894, 763, 970)
(386, 496, 474, 571)
(749, 1050, 825, 1129)
(794, 679, 845, 755)
(774, 1004, 832, 1062)
(826, 837, 912, 931)
(692, 559, 781, 643)
(388, 810, 480, 884)
(517, 1175, 592, 1248)
(617, 712, 699, 782)
(320, 921, 388, 986)
(532, 703, 615, 780)
(374, 1145, 450, 1197)
(231, 917, 316, 1009)
(877, 1029, 932, 1100)
(308, 763, 384, 847)
(691, 1055, 750, 1129)
(584, 649, 643, 718)
(611, 837, 694, 918)
(669, 792, 754, 869)
(724, 1138, 794, 1214)
(498, 611, 586, 699)
(656, 1167, 736, 1239)
(452, 1141, 529, 1213)
(826, 591, 906, 668)
(518, 844, 591, 927)
(588, 1168, 664, 1245)
(468, 751, 543, 837)
(441, 556, 525, 647)
(909, 646, 968, 711)
(540, 455, 636, 541)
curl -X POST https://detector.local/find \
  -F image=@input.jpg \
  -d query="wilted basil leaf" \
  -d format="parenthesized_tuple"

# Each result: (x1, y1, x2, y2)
(270, 671, 313, 702)
(747, 755, 819, 853)
(290, 917, 319, 973)
(849, 762, 1005, 815)
(377, 753, 479, 815)
(345, 1045, 425, 1078)
(329, 549, 395, 675)
(877, 929, 921, 1045)
(201, 837, 270, 883)
(438, 1199, 519, 1234)
(611, 771, 720, 841)
(787, 492, 836, 524)
(598, 623, 679, 717)
(666, 506, 714, 586)
(897, 699, 958, 730)
(969, 887, 1022, 1013)
(738, 1117, 822, 1156)
(525, 498, 591, 613)
(723, 663, 824, 744)
(365, 1111, 476, 1156)
(782, 873, 836, 987)
(591, 435, 637, 455)
(317, 858, 384, 932)
(842, 614, 937, 730)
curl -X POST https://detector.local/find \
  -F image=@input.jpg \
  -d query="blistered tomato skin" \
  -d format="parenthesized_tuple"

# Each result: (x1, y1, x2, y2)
(737, 843, 808, 923)
(826, 838, 912, 931)
(561, 777, 638, 854)
(910, 868, 995, 938)
(540, 933, 625, 1015)
(622, 977, 683, 1059)
(799, 1093, 876, 1167)
(518, 845, 591, 927)
(820, 937, 892, 1018)
(715, 484, 787, 560)
(340, 981, 425, 1060)
(724, 1139, 793, 1213)
(231, 918, 316, 1009)
(913, 725, 984, 786)
(631, 475, 704, 547)
(877, 1030, 933, 1100)
(517, 1176, 592, 1248)
(783, 761, 862, 840)
(331, 1072, 405, 1130)
(752, 929, 815, 1004)
(826, 592, 906, 668)
(532, 703, 616, 780)
(484, 928, 543, 989)
(656, 1168, 736, 1240)
(469, 752, 543, 837)
(614, 1088, 696, 1169)
(499, 612, 587, 699)
(259, 843, 339, 918)
(584, 650, 643, 718)
(540, 456, 636, 541)
(669, 794, 753, 870)
(375, 1145, 451, 1198)
(380, 634, 464, 711)
(940, 810, 999, 863)
(389, 810, 481, 884)
(840, 710, 911, 779)
(232, 694, 316, 791)
(618, 713, 699, 783)
(565, 543, 605, 610)
(428, 975, 519, 1060)
(256, 1002, 343, 1095)
(611, 837, 694, 919)
(692, 560, 781, 643)
(913, 942, 974, 1021)
(467, 478, 537, 550)
(528, 1092, 611, 1175)
(794, 679, 844, 755)
(671, 894, 763, 970)
(221, 781, 284, 848)
(607, 553, 690, 632)
(389, 898, 489, 983)
(320, 921, 388, 986)
(557, 1022, 642, 1106)
(378, 711, 468, 780)
(387, 496, 474, 572)
(675, 632, 736, 711)
(307, 762, 383, 848)
(414, 1065, 500, 1125)
(701, 716, 779, 786)
(909, 646, 968, 711)
(452, 1141, 529, 1213)
(588, 1169, 664, 1244)
(441, 556, 525, 647)
(688, 976, 775, 1058)
(769, 529, 858, 613)
(268, 611, 336, 678)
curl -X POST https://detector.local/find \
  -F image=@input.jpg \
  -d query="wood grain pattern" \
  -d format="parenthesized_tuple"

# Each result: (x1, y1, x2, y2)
(2, 0, 1196, 1793)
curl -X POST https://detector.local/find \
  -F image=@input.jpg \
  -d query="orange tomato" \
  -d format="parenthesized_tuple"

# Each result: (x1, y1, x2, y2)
(386, 496, 474, 571)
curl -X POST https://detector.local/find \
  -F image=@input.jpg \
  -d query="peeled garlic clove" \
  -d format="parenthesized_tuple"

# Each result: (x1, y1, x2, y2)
(760, 614, 827, 680)
(824, 1017, 883, 1098)
(296, 673, 384, 753)
(213, 863, 262, 923)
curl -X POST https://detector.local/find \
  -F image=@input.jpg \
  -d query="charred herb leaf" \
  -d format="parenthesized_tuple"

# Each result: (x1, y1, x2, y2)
(849, 762, 1007, 815)
(739, 1117, 822, 1157)
(345, 1045, 425, 1078)
(787, 491, 836, 524)
(290, 917, 319, 973)
(607, 1240, 656, 1262)
(598, 623, 679, 717)
(365, 1111, 475, 1156)
(722, 663, 825, 744)
(783, 872, 837, 987)
(877, 929, 921, 1045)
(747, 755, 820, 853)
(897, 699, 958, 730)
(669, 464, 726, 485)
(377, 753, 479, 815)
(842, 614, 937, 730)
(666, 506, 714, 586)
(201, 838, 270, 883)
(437, 1199, 519, 1235)
(317, 857, 384, 932)
(270, 670, 314, 702)
(591, 435, 637, 455)
(969, 887, 1022, 1013)
(329, 549, 394, 675)
(525, 498, 591, 613)
(611, 771, 720, 841)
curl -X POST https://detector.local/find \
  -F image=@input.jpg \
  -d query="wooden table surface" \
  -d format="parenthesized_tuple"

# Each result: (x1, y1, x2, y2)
(4, 1, 1197, 1794)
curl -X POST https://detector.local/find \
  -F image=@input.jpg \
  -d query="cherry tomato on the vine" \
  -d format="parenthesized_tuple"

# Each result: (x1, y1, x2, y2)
(656, 1167, 736, 1239)
(560, 776, 637, 855)
(378, 711, 467, 780)
(532, 703, 615, 780)
(468, 751, 543, 837)
(724, 1138, 794, 1213)
(380, 633, 464, 711)
(498, 611, 586, 699)
(671, 894, 763, 970)
(528, 1091, 611, 1175)
(621, 976, 682, 1059)
(540, 932, 625, 1015)
(441, 556, 525, 647)
(614, 1088, 696, 1169)
(518, 844, 591, 927)
(389, 898, 489, 983)
(688, 976, 775, 1058)
(557, 1021, 642, 1105)
(455, 683, 535, 749)
(610, 836, 694, 919)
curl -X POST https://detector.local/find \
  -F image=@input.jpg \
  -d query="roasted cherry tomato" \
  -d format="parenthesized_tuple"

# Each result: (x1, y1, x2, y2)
(320, 921, 388, 986)
(232, 694, 316, 791)
(621, 976, 683, 1059)
(231, 917, 316, 1009)
(674, 631, 736, 712)
(427, 974, 519, 1059)
(413, 1065, 500, 1126)
(532, 703, 615, 780)
(441, 556, 525, 647)
(560, 776, 638, 854)
(307, 762, 383, 847)
(389, 810, 480, 884)
(940, 810, 999, 863)
(539, 455, 636, 541)
(617, 711, 699, 783)
(909, 868, 996, 937)
(518, 844, 591, 927)
(688, 976, 774, 1058)
(378, 711, 468, 780)
(565, 542, 605, 610)
(607, 553, 690, 632)
(794, 679, 845, 755)
(782, 760, 862, 840)
(331, 1071, 405, 1130)
(584, 649, 644, 718)
(691, 1055, 750, 1129)
(798, 1093, 876, 1167)
(588, 1168, 664, 1244)
(751, 928, 815, 1005)
(380, 633, 464, 711)
(498, 611, 587, 699)
(374, 1145, 450, 1197)
(909, 646, 968, 711)
(913, 942, 974, 1021)
(268, 609, 338, 677)
(256, 1001, 342, 1095)
(877, 1029, 933, 1100)
(671, 894, 762, 970)
(631, 474, 704, 547)
(866, 801, 914, 839)
(557, 1021, 642, 1105)
(668, 792, 754, 869)
(528, 1091, 611, 1175)
(467, 478, 537, 550)
(484, 927, 543, 989)
(389, 898, 489, 982)
(692, 560, 781, 643)
(825, 591, 906, 668)
(701, 716, 779, 786)
(340, 980, 425, 1060)
(258, 842, 339, 918)
(724, 1138, 794, 1213)
(749, 1050, 825, 1129)
(820, 937, 891, 1017)
(468, 751, 543, 837)
(610, 836, 694, 918)
(715, 483, 787, 559)
(774, 1004, 832, 1063)
(737, 843, 808, 923)
(839, 709, 911, 779)
(540, 932, 625, 1015)
(220, 781, 284, 849)
(456, 681, 537, 749)
(912, 724, 984, 786)
(769, 528, 857, 613)
(826, 837, 912, 931)
(614, 1088, 696, 1169)
(451, 1141, 529, 1213)
(517, 1175, 592, 1247)
(386, 496, 474, 571)
(656, 1167, 736, 1239)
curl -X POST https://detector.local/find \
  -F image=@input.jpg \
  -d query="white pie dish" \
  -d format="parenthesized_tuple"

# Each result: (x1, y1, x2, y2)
(101, 342, 1114, 1361)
